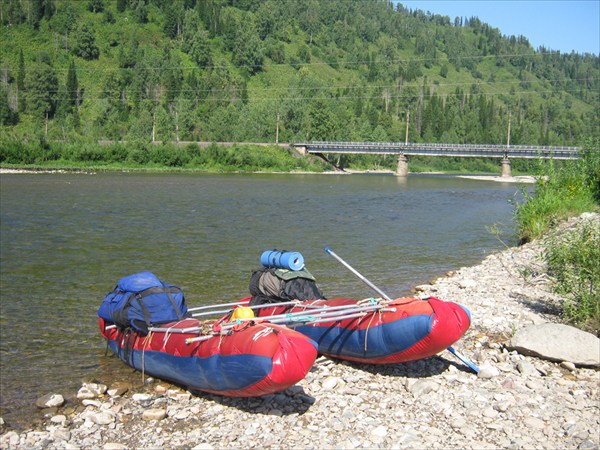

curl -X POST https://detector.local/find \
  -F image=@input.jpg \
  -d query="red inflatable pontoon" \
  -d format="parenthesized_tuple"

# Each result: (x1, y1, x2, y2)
(246, 296, 471, 364)
(100, 317, 318, 397)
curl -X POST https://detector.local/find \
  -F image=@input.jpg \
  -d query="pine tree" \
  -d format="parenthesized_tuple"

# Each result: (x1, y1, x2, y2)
(17, 50, 26, 112)
(74, 24, 100, 60)
(43, 0, 55, 20)
(163, 5, 179, 39)
(66, 60, 78, 111)
(3, 0, 24, 25)
(132, 0, 148, 24)
(88, 0, 104, 13)
(26, 61, 58, 119)
(233, 19, 264, 75)
(30, 0, 45, 29)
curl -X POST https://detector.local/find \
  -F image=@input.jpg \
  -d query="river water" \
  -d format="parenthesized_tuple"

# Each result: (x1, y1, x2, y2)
(0, 172, 522, 428)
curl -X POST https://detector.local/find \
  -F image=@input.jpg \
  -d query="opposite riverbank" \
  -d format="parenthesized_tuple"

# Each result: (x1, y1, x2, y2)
(0, 168, 535, 183)
(1, 214, 598, 450)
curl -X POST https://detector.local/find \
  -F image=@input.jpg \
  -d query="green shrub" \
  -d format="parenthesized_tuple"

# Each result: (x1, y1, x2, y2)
(544, 219, 600, 332)
(127, 141, 151, 165)
(149, 144, 190, 167)
(104, 143, 128, 163)
(0, 138, 32, 164)
(74, 144, 106, 162)
(0, 134, 57, 164)
(514, 140, 599, 243)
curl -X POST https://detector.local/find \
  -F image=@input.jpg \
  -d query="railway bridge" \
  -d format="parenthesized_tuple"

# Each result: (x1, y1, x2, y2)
(293, 142, 581, 177)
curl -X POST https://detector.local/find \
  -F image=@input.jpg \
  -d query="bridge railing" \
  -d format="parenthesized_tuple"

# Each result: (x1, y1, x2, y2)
(296, 141, 580, 159)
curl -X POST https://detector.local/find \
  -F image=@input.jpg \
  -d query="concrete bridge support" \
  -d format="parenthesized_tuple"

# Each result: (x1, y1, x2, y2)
(395, 154, 409, 177)
(501, 158, 512, 178)
(295, 146, 307, 156)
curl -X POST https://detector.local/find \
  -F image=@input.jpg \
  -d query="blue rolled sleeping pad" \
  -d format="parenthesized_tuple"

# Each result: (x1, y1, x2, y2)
(260, 250, 305, 271)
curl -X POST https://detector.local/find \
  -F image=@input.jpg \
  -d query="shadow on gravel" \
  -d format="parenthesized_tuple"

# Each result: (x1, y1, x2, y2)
(190, 387, 315, 416)
(166, 355, 467, 417)
(515, 293, 563, 318)
(333, 355, 454, 378)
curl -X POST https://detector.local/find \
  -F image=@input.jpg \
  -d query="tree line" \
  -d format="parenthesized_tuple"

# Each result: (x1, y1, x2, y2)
(0, 0, 598, 158)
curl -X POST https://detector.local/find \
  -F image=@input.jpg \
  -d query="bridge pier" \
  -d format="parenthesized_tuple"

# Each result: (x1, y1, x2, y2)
(295, 146, 307, 156)
(501, 158, 512, 178)
(395, 154, 409, 177)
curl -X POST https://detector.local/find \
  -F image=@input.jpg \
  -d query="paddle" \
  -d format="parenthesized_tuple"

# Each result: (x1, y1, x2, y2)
(323, 247, 480, 374)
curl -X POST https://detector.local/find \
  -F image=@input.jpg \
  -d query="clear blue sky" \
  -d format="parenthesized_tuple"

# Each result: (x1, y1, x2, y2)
(399, 1, 600, 55)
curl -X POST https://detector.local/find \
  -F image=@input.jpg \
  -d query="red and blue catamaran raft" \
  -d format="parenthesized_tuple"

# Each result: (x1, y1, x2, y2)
(98, 272, 318, 397)
(237, 249, 472, 365)
(237, 295, 471, 365)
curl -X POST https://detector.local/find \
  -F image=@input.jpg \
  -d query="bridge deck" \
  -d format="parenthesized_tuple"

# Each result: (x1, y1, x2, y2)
(297, 142, 580, 159)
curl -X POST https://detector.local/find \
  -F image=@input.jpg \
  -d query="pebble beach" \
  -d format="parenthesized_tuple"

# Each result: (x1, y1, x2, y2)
(1, 214, 598, 450)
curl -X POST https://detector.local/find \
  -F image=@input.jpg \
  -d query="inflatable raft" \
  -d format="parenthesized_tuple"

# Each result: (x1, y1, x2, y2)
(99, 316, 318, 397)
(243, 296, 471, 364)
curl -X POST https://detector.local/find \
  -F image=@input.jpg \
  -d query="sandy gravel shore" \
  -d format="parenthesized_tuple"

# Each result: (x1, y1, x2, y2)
(458, 175, 538, 184)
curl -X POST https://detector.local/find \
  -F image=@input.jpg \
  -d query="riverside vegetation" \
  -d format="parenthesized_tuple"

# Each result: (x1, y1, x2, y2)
(513, 139, 599, 333)
(0, 138, 546, 174)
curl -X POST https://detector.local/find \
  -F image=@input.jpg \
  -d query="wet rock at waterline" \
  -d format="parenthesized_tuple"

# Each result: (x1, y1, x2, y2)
(35, 394, 65, 409)
(77, 383, 107, 400)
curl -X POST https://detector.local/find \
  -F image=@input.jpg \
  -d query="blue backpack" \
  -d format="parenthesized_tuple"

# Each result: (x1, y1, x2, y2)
(98, 272, 188, 333)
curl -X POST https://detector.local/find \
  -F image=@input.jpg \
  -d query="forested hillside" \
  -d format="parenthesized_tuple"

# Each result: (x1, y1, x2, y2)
(1, 0, 598, 149)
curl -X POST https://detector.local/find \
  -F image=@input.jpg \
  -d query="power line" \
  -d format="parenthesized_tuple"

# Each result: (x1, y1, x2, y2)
(19, 77, 598, 96)
(20, 87, 592, 102)
(48, 50, 598, 72)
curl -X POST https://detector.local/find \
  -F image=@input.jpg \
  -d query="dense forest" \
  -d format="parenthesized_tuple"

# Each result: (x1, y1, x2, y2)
(0, 0, 598, 155)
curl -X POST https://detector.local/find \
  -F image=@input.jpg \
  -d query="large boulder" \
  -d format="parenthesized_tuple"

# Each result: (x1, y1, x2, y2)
(506, 323, 600, 367)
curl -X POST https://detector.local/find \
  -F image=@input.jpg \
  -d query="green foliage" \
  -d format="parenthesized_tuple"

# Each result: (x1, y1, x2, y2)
(579, 139, 600, 203)
(0, 134, 326, 172)
(0, 0, 597, 157)
(514, 139, 600, 243)
(544, 220, 600, 332)
(26, 60, 58, 118)
(74, 23, 99, 60)
(0, 88, 18, 125)
(131, 0, 149, 24)
(17, 50, 26, 112)
(232, 17, 264, 75)
(65, 60, 78, 112)
(117, 0, 126, 14)
(88, 0, 104, 14)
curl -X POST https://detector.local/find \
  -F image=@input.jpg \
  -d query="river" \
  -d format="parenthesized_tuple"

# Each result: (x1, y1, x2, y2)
(0, 172, 523, 428)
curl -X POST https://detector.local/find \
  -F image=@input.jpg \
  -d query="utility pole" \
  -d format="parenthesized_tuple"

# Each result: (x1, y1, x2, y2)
(152, 110, 156, 143)
(405, 110, 410, 145)
(507, 111, 511, 147)
(275, 112, 280, 144)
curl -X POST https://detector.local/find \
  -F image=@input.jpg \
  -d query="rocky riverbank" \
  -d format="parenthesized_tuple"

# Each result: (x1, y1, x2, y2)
(1, 214, 598, 450)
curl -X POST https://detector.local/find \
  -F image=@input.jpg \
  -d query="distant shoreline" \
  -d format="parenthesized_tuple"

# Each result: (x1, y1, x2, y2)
(457, 174, 537, 184)
(0, 168, 537, 183)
